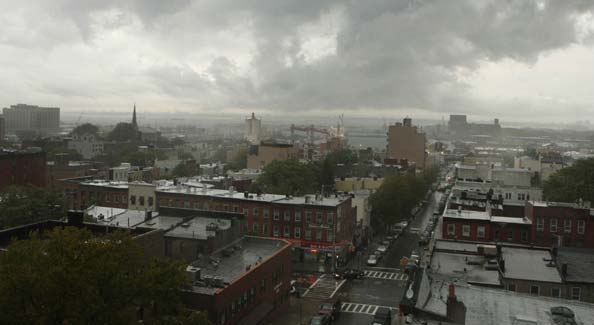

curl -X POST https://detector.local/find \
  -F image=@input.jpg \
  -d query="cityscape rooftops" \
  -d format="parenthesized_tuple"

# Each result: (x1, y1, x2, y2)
(429, 251, 500, 286)
(501, 247, 562, 283)
(136, 216, 184, 232)
(188, 236, 290, 295)
(80, 179, 129, 189)
(85, 206, 157, 228)
(165, 216, 231, 240)
(556, 248, 594, 284)
(443, 209, 490, 221)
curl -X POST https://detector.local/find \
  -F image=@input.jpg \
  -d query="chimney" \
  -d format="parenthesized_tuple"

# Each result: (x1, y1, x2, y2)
(244, 191, 249, 198)
(67, 210, 84, 227)
(446, 283, 467, 324)
(144, 210, 152, 221)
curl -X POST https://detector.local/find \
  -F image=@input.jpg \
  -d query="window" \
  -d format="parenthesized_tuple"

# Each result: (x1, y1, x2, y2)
(233, 206, 239, 213)
(327, 230, 334, 242)
(315, 230, 322, 241)
(114, 195, 120, 203)
(263, 209, 269, 219)
(273, 210, 280, 221)
(462, 225, 470, 237)
(551, 288, 561, 298)
(253, 208, 259, 217)
(105, 195, 110, 202)
(262, 224, 268, 235)
(505, 193, 512, 200)
(550, 218, 558, 232)
(536, 217, 544, 232)
(507, 284, 516, 292)
(304, 229, 312, 240)
(243, 208, 250, 217)
(253, 223, 259, 233)
(447, 224, 455, 236)
(295, 211, 302, 222)
(521, 231, 528, 242)
(571, 287, 581, 300)
(139, 196, 145, 206)
(577, 220, 585, 234)
(223, 204, 229, 212)
(184, 201, 190, 208)
(294, 227, 301, 239)
(327, 213, 334, 225)
(517, 193, 526, 201)
(564, 219, 572, 233)
(273, 225, 279, 237)
(507, 230, 514, 241)
(305, 211, 312, 224)
(477, 226, 485, 239)
(130, 195, 136, 205)
(283, 226, 290, 237)
(494, 228, 500, 240)
(121, 195, 126, 204)
(284, 211, 291, 222)
(316, 212, 323, 224)
(148, 197, 153, 207)
(530, 285, 540, 296)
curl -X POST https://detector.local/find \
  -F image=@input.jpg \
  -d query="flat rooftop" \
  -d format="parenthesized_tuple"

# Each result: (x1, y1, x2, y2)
(157, 187, 349, 207)
(86, 206, 158, 228)
(430, 251, 500, 286)
(80, 180, 128, 189)
(165, 216, 231, 240)
(556, 248, 594, 284)
(417, 277, 594, 325)
(188, 236, 289, 295)
(136, 216, 184, 231)
(501, 247, 562, 283)
(444, 209, 490, 221)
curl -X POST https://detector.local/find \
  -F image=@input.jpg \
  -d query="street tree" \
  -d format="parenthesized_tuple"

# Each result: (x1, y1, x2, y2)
(0, 227, 210, 324)
(71, 123, 100, 136)
(256, 159, 319, 195)
(544, 158, 594, 203)
(0, 186, 64, 229)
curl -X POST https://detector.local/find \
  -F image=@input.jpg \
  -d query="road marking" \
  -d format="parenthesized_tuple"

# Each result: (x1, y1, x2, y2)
(329, 279, 346, 298)
(340, 302, 398, 315)
(363, 270, 409, 281)
(365, 266, 403, 272)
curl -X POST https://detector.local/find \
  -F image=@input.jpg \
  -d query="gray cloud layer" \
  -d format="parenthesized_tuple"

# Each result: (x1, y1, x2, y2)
(1, 0, 593, 118)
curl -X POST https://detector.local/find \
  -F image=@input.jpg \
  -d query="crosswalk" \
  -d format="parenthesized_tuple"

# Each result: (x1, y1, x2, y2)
(364, 270, 408, 281)
(302, 275, 345, 299)
(340, 302, 398, 315)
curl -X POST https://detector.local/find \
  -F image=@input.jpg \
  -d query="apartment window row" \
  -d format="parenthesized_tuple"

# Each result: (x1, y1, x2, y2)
(536, 217, 586, 235)
(129, 195, 154, 207)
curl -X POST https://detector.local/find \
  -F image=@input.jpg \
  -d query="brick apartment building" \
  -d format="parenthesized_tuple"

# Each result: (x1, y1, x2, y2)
(62, 179, 130, 210)
(0, 149, 47, 190)
(527, 201, 594, 248)
(442, 208, 532, 244)
(386, 118, 426, 169)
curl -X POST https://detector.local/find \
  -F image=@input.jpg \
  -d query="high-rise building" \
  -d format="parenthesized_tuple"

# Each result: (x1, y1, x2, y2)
(0, 115, 5, 142)
(2, 104, 60, 135)
(245, 112, 261, 144)
(386, 118, 426, 169)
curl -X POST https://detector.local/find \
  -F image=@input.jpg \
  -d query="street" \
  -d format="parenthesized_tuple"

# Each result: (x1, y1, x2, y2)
(276, 189, 444, 325)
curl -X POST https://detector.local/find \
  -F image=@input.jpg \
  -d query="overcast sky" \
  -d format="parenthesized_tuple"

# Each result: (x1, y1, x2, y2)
(1, 0, 593, 123)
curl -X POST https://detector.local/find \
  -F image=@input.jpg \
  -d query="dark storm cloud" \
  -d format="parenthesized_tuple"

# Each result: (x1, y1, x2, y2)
(1, 0, 593, 115)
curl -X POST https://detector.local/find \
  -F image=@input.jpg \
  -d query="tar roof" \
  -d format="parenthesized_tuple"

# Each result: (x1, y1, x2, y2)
(189, 236, 289, 294)
(136, 216, 183, 231)
(430, 252, 500, 286)
(556, 248, 594, 284)
(165, 217, 231, 240)
(501, 247, 562, 283)
(417, 277, 594, 325)
(444, 209, 490, 221)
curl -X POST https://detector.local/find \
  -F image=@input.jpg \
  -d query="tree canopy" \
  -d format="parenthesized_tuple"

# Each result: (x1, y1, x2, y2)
(543, 158, 594, 203)
(108, 122, 139, 142)
(0, 227, 209, 324)
(71, 123, 100, 136)
(0, 186, 64, 229)
(255, 159, 319, 195)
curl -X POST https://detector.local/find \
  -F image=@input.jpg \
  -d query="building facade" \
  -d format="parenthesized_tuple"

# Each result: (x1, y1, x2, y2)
(245, 112, 261, 144)
(0, 114, 5, 142)
(67, 133, 104, 159)
(246, 142, 298, 170)
(527, 201, 594, 249)
(0, 149, 47, 190)
(2, 104, 60, 135)
(386, 118, 426, 169)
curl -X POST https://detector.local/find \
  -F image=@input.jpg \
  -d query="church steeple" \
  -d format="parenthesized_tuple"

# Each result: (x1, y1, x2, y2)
(132, 103, 138, 129)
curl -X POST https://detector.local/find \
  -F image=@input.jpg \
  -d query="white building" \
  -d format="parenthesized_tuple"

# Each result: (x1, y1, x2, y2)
(489, 167, 532, 187)
(109, 163, 130, 182)
(514, 155, 566, 183)
(128, 182, 157, 211)
(245, 112, 261, 144)
(2, 104, 60, 135)
(67, 133, 104, 159)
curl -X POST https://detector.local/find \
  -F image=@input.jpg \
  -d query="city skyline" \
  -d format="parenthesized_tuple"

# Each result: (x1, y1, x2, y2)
(0, 1, 593, 122)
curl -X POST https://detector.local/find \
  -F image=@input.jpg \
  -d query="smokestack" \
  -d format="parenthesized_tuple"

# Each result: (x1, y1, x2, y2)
(448, 283, 456, 300)
(446, 283, 466, 324)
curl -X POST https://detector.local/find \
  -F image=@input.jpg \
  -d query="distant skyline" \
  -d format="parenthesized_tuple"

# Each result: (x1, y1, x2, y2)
(1, 1, 593, 123)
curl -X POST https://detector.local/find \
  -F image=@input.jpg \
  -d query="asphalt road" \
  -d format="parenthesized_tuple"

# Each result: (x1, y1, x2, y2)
(331, 189, 443, 325)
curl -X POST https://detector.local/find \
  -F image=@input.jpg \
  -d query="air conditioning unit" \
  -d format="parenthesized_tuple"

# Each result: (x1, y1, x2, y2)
(186, 266, 201, 283)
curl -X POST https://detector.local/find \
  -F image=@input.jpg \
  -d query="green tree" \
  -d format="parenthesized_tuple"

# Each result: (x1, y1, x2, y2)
(172, 162, 190, 178)
(71, 123, 100, 136)
(0, 227, 209, 324)
(370, 174, 427, 231)
(256, 159, 319, 195)
(543, 158, 594, 203)
(0, 186, 64, 229)
(108, 122, 139, 142)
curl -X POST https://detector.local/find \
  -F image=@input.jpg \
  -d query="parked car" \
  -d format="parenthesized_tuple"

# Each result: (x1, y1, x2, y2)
(381, 240, 391, 247)
(374, 250, 383, 259)
(335, 268, 364, 280)
(309, 315, 331, 325)
(318, 299, 341, 320)
(367, 254, 378, 266)
(386, 235, 395, 241)
(371, 307, 392, 325)
(377, 245, 388, 253)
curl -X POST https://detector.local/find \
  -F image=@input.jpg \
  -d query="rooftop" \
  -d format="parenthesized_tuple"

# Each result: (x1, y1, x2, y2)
(165, 216, 231, 240)
(501, 247, 562, 283)
(416, 276, 594, 325)
(430, 251, 500, 286)
(188, 236, 290, 295)
(443, 209, 490, 221)
(80, 180, 128, 189)
(556, 248, 594, 284)
(136, 216, 184, 231)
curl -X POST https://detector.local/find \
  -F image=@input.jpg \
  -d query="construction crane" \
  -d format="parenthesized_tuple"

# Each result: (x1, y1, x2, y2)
(290, 124, 331, 145)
